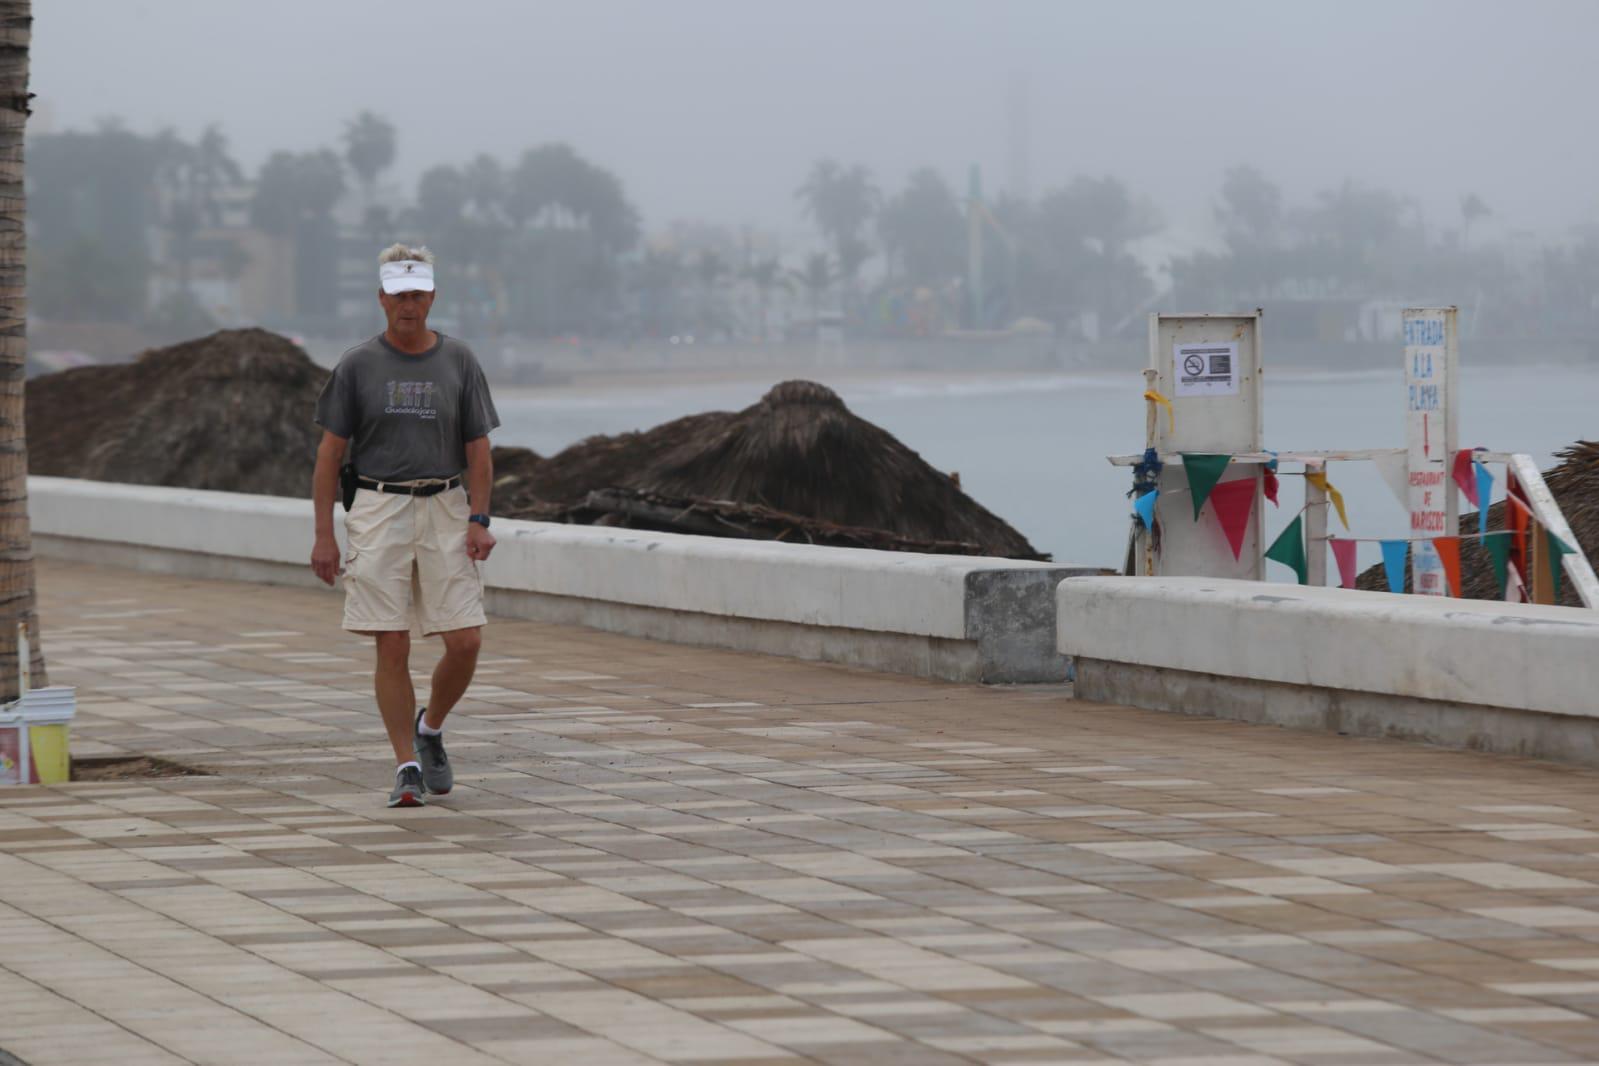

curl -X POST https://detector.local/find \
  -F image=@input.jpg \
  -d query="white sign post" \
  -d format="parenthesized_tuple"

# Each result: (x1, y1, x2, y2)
(1142, 313, 1264, 580)
(1403, 307, 1458, 595)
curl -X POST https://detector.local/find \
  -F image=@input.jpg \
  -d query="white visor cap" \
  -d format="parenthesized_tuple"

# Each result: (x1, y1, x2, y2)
(380, 259, 435, 294)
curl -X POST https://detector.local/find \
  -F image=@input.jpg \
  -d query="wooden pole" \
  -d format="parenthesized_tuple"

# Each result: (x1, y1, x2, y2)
(1530, 518, 1555, 605)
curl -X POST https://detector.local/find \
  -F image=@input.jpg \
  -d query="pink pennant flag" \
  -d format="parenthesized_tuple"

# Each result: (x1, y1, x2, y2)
(1207, 478, 1256, 561)
(1329, 538, 1359, 589)
(1452, 449, 1479, 506)
(1262, 468, 1280, 507)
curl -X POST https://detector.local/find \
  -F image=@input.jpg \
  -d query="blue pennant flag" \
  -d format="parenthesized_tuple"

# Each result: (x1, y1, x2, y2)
(1133, 489, 1158, 530)
(1380, 539, 1409, 593)
(1474, 460, 1494, 536)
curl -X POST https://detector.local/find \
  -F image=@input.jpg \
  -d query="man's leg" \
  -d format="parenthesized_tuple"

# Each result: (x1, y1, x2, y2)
(424, 625, 481, 729)
(373, 630, 417, 764)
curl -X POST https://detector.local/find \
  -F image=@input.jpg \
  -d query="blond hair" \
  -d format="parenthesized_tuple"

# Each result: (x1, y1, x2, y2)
(377, 243, 435, 266)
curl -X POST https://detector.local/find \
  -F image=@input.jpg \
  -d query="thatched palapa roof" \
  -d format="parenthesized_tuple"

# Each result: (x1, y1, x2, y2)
(28, 328, 328, 497)
(501, 381, 1046, 560)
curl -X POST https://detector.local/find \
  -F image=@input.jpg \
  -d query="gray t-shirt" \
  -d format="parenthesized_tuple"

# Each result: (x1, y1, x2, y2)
(314, 332, 500, 481)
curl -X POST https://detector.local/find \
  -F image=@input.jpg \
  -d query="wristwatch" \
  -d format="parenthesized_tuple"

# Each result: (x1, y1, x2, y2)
(469, 513, 491, 528)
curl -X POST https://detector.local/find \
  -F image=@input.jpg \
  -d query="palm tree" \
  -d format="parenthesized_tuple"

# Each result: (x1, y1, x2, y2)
(796, 159, 878, 289)
(154, 124, 243, 304)
(343, 110, 395, 208)
(153, 129, 202, 298)
(743, 257, 788, 342)
(0, 0, 46, 700)
(193, 123, 242, 227)
(788, 252, 836, 327)
(695, 250, 727, 335)
(1461, 193, 1491, 249)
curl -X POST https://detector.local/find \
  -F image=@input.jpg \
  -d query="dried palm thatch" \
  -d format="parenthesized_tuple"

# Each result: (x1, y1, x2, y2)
(28, 328, 329, 496)
(519, 411, 734, 504)
(560, 487, 1040, 557)
(1355, 440, 1599, 607)
(505, 381, 1046, 560)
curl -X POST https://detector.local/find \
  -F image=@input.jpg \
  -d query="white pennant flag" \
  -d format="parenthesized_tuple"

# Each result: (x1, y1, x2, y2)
(1371, 450, 1411, 511)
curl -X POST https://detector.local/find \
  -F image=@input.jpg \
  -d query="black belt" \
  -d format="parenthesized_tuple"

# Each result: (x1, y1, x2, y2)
(356, 475, 461, 497)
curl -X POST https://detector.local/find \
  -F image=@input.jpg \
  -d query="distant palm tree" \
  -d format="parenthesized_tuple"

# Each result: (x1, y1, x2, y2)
(193, 123, 242, 226)
(1461, 193, 1491, 249)
(343, 110, 396, 208)
(0, 0, 46, 700)
(156, 124, 242, 302)
(796, 159, 878, 289)
(743, 257, 789, 342)
(788, 252, 836, 326)
(695, 250, 727, 334)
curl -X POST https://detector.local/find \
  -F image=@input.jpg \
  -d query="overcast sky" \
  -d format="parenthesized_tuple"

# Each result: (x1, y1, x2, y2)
(33, 0, 1599, 255)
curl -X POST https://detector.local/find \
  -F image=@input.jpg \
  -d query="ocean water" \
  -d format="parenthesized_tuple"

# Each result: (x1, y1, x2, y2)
(494, 365, 1596, 572)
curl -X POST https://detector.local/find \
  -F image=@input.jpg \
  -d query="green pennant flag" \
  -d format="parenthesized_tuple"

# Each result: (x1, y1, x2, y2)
(1182, 453, 1232, 520)
(1483, 531, 1511, 597)
(1547, 531, 1575, 601)
(1264, 515, 1308, 585)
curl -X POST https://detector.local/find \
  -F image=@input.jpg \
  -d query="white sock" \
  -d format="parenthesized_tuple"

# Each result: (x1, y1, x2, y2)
(416, 713, 442, 737)
(396, 760, 420, 776)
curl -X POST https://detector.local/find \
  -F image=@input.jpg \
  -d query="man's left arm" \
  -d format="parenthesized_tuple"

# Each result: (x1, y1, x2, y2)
(464, 436, 495, 562)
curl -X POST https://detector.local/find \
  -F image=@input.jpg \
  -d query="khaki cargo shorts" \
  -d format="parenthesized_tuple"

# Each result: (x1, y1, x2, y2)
(341, 485, 486, 635)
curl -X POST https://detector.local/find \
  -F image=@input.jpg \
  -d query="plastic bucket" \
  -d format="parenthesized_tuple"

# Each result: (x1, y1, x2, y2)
(21, 687, 75, 785)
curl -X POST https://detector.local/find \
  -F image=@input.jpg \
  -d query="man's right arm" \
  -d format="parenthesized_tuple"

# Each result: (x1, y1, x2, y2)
(310, 430, 348, 586)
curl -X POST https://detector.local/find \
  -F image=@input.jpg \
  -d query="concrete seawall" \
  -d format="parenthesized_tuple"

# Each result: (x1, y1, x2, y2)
(1058, 575, 1599, 767)
(28, 477, 1096, 684)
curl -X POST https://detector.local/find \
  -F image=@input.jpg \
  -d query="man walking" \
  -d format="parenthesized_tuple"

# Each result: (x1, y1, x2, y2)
(310, 244, 500, 807)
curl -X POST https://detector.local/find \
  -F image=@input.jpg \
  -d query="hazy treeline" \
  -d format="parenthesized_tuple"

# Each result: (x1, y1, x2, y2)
(28, 114, 1599, 348)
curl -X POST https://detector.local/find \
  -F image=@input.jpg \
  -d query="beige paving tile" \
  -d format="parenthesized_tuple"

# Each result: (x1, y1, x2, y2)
(23, 558, 1599, 1065)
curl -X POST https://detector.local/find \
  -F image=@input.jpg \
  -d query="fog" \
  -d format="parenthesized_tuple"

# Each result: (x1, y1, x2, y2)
(37, 0, 1599, 243)
(27, 0, 1599, 373)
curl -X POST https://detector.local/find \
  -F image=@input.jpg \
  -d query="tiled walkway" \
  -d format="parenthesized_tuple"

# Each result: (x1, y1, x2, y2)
(4, 560, 1599, 1064)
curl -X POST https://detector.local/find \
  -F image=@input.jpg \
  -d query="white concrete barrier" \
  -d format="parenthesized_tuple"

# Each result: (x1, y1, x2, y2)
(1059, 575, 1599, 765)
(29, 477, 1097, 683)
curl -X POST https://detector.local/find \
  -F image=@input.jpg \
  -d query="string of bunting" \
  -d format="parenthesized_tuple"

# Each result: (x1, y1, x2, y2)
(1125, 442, 1576, 601)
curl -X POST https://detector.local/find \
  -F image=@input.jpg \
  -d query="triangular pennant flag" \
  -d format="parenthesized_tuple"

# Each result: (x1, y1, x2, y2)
(1262, 468, 1280, 507)
(1182, 454, 1232, 520)
(1433, 536, 1462, 597)
(1133, 489, 1158, 530)
(1329, 537, 1359, 589)
(1507, 473, 1529, 572)
(1474, 461, 1494, 536)
(1547, 531, 1574, 601)
(1452, 450, 1479, 506)
(1208, 478, 1255, 561)
(1484, 531, 1511, 597)
(1372, 450, 1411, 510)
(1304, 470, 1350, 531)
(1380, 539, 1409, 593)
(1143, 389, 1174, 433)
(1264, 516, 1308, 584)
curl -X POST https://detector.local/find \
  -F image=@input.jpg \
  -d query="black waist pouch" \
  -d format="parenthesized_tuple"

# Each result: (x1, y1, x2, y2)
(339, 462, 358, 511)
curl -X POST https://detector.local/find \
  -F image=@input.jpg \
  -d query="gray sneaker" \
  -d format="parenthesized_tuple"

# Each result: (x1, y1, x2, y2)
(414, 707, 453, 795)
(388, 765, 426, 808)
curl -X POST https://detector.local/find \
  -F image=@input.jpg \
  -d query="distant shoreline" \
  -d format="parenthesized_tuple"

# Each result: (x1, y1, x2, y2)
(493, 360, 1596, 401)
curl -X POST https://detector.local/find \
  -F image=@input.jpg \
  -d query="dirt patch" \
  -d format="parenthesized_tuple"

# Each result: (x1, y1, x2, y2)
(70, 755, 210, 781)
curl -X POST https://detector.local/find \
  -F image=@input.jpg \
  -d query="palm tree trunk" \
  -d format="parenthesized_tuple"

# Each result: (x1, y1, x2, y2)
(0, 0, 44, 701)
